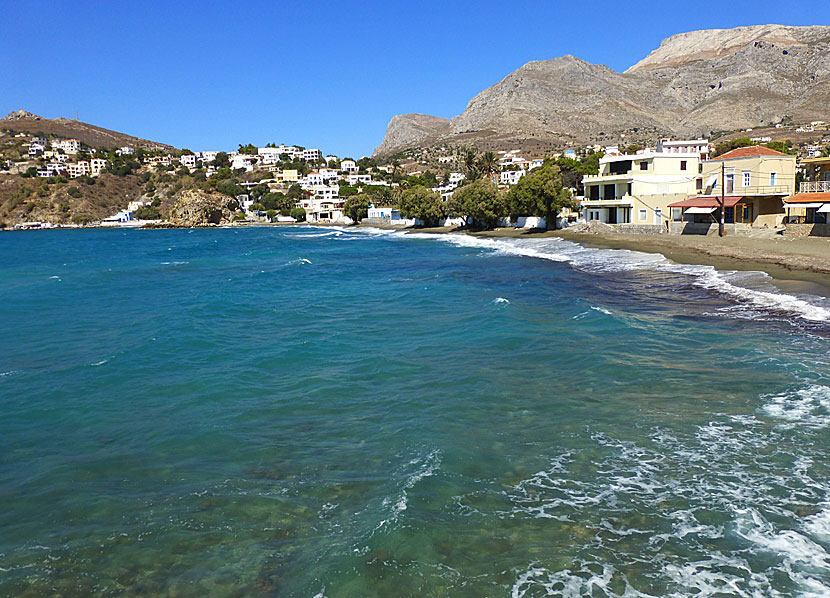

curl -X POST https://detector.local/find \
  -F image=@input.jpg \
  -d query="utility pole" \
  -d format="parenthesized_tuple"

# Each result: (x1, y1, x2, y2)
(719, 161, 726, 237)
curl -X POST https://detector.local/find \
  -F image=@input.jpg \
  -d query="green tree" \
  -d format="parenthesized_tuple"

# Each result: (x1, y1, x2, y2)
(398, 185, 446, 226)
(286, 183, 303, 201)
(463, 148, 481, 181)
(480, 151, 498, 180)
(343, 195, 370, 223)
(505, 163, 573, 228)
(449, 180, 505, 229)
(764, 140, 796, 155)
(211, 152, 230, 167)
(134, 205, 161, 220)
(67, 186, 82, 198)
(265, 209, 277, 221)
(289, 207, 306, 222)
(339, 185, 359, 197)
(238, 144, 258, 155)
(216, 180, 243, 198)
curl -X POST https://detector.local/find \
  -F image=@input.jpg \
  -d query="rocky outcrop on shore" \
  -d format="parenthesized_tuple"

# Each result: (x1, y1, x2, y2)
(167, 189, 232, 226)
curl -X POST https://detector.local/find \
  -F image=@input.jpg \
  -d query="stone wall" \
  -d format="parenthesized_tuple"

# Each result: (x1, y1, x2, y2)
(668, 222, 754, 236)
(614, 224, 665, 235)
(784, 223, 830, 238)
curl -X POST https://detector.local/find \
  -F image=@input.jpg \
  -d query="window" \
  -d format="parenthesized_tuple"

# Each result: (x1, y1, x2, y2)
(770, 172, 777, 186)
(639, 161, 648, 171)
(639, 209, 647, 221)
(743, 171, 750, 187)
(680, 160, 687, 171)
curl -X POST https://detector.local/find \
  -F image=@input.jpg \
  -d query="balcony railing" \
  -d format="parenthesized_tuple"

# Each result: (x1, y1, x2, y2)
(799, 181, 830, 193)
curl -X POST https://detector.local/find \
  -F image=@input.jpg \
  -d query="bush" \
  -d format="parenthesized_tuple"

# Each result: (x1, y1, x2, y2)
(67, 186, 82, 198)
(134, 205, 160, 220)
(72, 213, 94, 224)
(289, 207, 306, 222)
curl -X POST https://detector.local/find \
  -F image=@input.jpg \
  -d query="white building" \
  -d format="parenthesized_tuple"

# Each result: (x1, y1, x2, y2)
(319, 168, 339, 181)
(179, 154, 197, 169)
(302, 172, 325, 187)
(90, 158, 108, 176)
(500, 170, 526, 186)
(303, 148, 323, 162)
(325, 155, 338, 164)
(341, 159, 358, 173)
(117, 146, 135, 156)
(52, 139, 82, 154)
(345, 174, 372, 185)
(230, 154, 255, 172)
(199, 151, 219, 164)
(448, 172, 465, 184)
(657, 138, 710, 161)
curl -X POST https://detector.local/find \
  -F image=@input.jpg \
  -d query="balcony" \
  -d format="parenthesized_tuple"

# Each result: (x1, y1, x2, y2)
(799, 181, 830, 193)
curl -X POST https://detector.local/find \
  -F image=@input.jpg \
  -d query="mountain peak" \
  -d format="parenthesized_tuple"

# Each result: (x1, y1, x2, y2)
(626, 24, 830, 72)
(4, 109, 42, 120)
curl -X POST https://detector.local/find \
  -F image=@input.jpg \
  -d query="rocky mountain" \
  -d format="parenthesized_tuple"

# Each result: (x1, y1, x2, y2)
(372, 25, 830, 157)
(372, 114, 450, 157)
(0, 110, 176, 152)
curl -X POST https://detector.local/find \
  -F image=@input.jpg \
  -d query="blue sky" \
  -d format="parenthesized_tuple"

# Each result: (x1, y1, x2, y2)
(3, 1, 829, 157)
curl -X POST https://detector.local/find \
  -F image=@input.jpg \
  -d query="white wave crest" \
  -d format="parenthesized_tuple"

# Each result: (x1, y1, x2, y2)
(492, 297, 510, 305)
(761, 384, 830, 428)
(376, 450, 441, 531)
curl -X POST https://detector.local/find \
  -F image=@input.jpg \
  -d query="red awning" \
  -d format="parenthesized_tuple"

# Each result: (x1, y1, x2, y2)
(668, 196, 744, 208)
(785, 192, 830, 204)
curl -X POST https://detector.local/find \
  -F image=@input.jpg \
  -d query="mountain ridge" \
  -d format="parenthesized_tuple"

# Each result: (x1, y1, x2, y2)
(372, 24, 830, 157)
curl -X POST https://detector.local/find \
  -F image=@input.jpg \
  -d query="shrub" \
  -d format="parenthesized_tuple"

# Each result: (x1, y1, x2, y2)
(134, 205, 160, 220)
(72, 213, 94, 224)
(289, 207, 306, 222)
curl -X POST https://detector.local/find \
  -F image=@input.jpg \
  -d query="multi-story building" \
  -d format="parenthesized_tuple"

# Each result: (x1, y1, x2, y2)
(582, 151, 700, 226)
(52, 139, 81, 154)
(179, 154, 197, 169)
(90, 158, 108, 176)
(670, 146, 795, 227)
(319, 168, 338, 181)
(500, 170, 526, 186)
(340, 159, 358, 173)
(303, 148, 323, 162)
(783, 154, 830, 224)
(657, 138, 710, 161)
(67, 161, 91, 178)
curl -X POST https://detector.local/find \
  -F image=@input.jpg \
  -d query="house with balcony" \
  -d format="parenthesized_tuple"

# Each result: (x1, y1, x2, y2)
(581, 151, 700, 226)
(668, 146, 795, 228)
(782, 155, 830, 224)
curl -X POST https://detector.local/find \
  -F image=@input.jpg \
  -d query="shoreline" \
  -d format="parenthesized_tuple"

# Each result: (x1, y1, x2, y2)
(359, 223, 830, 297)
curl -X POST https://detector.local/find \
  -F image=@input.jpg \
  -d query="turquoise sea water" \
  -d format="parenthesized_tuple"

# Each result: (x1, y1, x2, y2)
(1, 226, 829, 597)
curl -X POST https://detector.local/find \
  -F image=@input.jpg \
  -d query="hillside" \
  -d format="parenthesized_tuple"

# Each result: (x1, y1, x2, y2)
(0, 172, 143, 228)
(0, 110, 176, 152)
(373, 24, 830, 157)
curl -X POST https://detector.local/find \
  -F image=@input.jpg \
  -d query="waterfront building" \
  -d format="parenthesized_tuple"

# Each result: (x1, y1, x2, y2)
(783, 155, 830, 224)
(669, 146, 795, 227)
(582, 151, 700, 226)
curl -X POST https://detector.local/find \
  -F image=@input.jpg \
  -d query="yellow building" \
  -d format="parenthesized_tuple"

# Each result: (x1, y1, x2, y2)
(581, 151, 700, 226)
(280, 169, 299, 183)
(670, 146, 795, 227)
